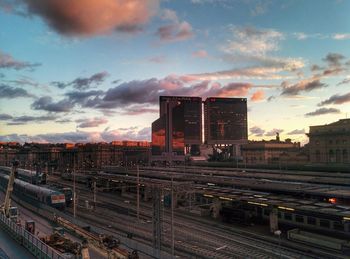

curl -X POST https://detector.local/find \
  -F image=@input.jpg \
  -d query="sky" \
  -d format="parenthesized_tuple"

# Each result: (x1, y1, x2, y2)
(0, 0, 349, 144)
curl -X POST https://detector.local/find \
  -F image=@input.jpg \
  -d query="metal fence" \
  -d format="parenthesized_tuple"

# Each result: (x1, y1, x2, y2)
(0, 213, 65, 259)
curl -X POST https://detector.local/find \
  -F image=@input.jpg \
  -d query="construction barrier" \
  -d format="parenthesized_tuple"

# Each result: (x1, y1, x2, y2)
(0, 212, 65, 259)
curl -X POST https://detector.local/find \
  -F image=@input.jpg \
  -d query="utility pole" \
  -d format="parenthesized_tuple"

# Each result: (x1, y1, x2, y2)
(73, 153, 76, 218)
(171, 176, 175, 258)
(93, 181, 96, 210)
(137, 165, 140, 221)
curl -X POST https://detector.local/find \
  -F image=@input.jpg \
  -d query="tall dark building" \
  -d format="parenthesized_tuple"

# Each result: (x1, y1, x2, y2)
(204, 97, 248, 145)
(151, 96, 202, 162)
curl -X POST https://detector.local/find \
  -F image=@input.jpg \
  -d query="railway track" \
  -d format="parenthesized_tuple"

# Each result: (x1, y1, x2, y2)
(49, 176, 335, 259)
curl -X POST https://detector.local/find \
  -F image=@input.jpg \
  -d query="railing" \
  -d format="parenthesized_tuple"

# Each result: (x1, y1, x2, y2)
(0, 213, 65, 259)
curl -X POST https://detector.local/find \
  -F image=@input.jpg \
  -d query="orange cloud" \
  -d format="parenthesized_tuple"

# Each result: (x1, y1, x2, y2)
(24, 0, 159, 36)
(192, 50, 208, 58)
(250, 90, 265, 101)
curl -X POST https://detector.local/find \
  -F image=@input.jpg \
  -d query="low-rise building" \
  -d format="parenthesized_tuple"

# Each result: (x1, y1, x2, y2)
(307, 118, 350, 164)
(241, 134, 306, 165)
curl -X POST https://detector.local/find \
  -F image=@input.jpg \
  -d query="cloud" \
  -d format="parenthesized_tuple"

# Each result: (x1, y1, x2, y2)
(333, 34, 350, 40)
(156, 21, 193, 42)
(148, 55, 167, 63)
(305, 107, 341, 117)
(0, 127, 151, 143)
(250, 0, 271, 16)
(19, 0, 159, 37)
(0, 113, 13, 120)
(265, 128, 283, 137)
(192, 50, 208, 58)
(65, 90, 105, 104)
(318, 92, 350, 106)
(120, 105, 158, 115)
(225, 26, 284, 56)
(250, 126, 265, 136)
(52, 71, 109, 90)
(8, 114, 57, 125)
(323, 53, 345, 67)
(0, 84, 35, 98)
(70, 76, 252, 111)
(0, 51, 41, 70)
(337, 78, 350, 86)
(250, 90, 265, 101)
(293, 32, 308, 40)
(31, 96, 74, 112)
(287, 129, 305, 135)
(76, 117, 108, 128)
(280, 79, 327, 96)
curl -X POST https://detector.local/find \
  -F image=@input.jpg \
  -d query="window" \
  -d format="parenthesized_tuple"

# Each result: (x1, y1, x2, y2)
(315, 150, 321, 162)
(284, 213, 292, 221)
(295, 215, 304, 223)
(264, 209, 270, 216)
(343, 149, 348, 163)
(333, 221, 344, 231)
(278, 212, 281, 218)
(307, 217, 316, 225)
(320, 219, 330, 228)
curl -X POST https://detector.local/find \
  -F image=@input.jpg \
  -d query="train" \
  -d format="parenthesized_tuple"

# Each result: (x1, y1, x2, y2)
(0, 174, 66, 210)
(0, 166, 72, 206)
(0, 166, 46, 185)
(219, 201, 350, 239)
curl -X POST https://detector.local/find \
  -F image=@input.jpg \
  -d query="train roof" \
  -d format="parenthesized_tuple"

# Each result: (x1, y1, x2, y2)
(197, 185, 350, 220)
(0, 174, 61, 196)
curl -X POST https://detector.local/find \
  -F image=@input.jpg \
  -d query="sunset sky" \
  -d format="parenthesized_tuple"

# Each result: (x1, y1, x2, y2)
(0, 0, 349, 144)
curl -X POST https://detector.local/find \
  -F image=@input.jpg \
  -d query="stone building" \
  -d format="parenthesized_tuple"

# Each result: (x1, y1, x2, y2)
(307, 118, 350, 164)
(241, 134, 307, 165)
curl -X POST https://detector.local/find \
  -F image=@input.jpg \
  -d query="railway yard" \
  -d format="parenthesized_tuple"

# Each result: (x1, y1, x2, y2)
(1, 165, 350, 258)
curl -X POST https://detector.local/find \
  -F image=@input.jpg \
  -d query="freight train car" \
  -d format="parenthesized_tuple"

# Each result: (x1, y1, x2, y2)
(0, 174, 66, 210)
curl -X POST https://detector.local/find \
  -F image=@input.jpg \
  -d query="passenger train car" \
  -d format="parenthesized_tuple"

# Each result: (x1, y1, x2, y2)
(0, 166, 46, 185)
(0, 166, 72, 206)
(0, 174, 66, 210)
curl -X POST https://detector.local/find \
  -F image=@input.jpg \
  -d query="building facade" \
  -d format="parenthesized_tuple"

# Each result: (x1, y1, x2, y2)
(152, 96, 202, 163)
(0, 141, 151, 171)
(241, 137, 306, 165)
(204, 97, 248, 145)
(307, 119, 350, 164)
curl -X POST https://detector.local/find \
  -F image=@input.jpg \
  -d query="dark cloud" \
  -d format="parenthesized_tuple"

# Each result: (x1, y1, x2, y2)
(51, 72, 109, 90)
(281, 79, 327, 96)
(337, 78, 350, 86)
(0, 84, 35, 98)
(287, 129, 305, 135)
(318, 92, 350, 106)
(120, 106, 158, 115)
(323, 53, 345, 67)
(156, 21, 193, 42)
(76, 117, 108, 128)
(51, 81, 67, 89)
(70, 72, 109, 90)
(305, 108, 341, 117)
(65, 90, 104, 104)
(249, 126, 265, 136)
(310, 64, 323, 71)
(0, 113, 13, 120)
(0, 51, 41, 71)
(8, 114, 57, 125)
(17, 0, 159, 37)
(55, 118, 72, 123)
(31, 96, 74, 112)
(267, 95, 275, 102)
(265, 128, 283, 137)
